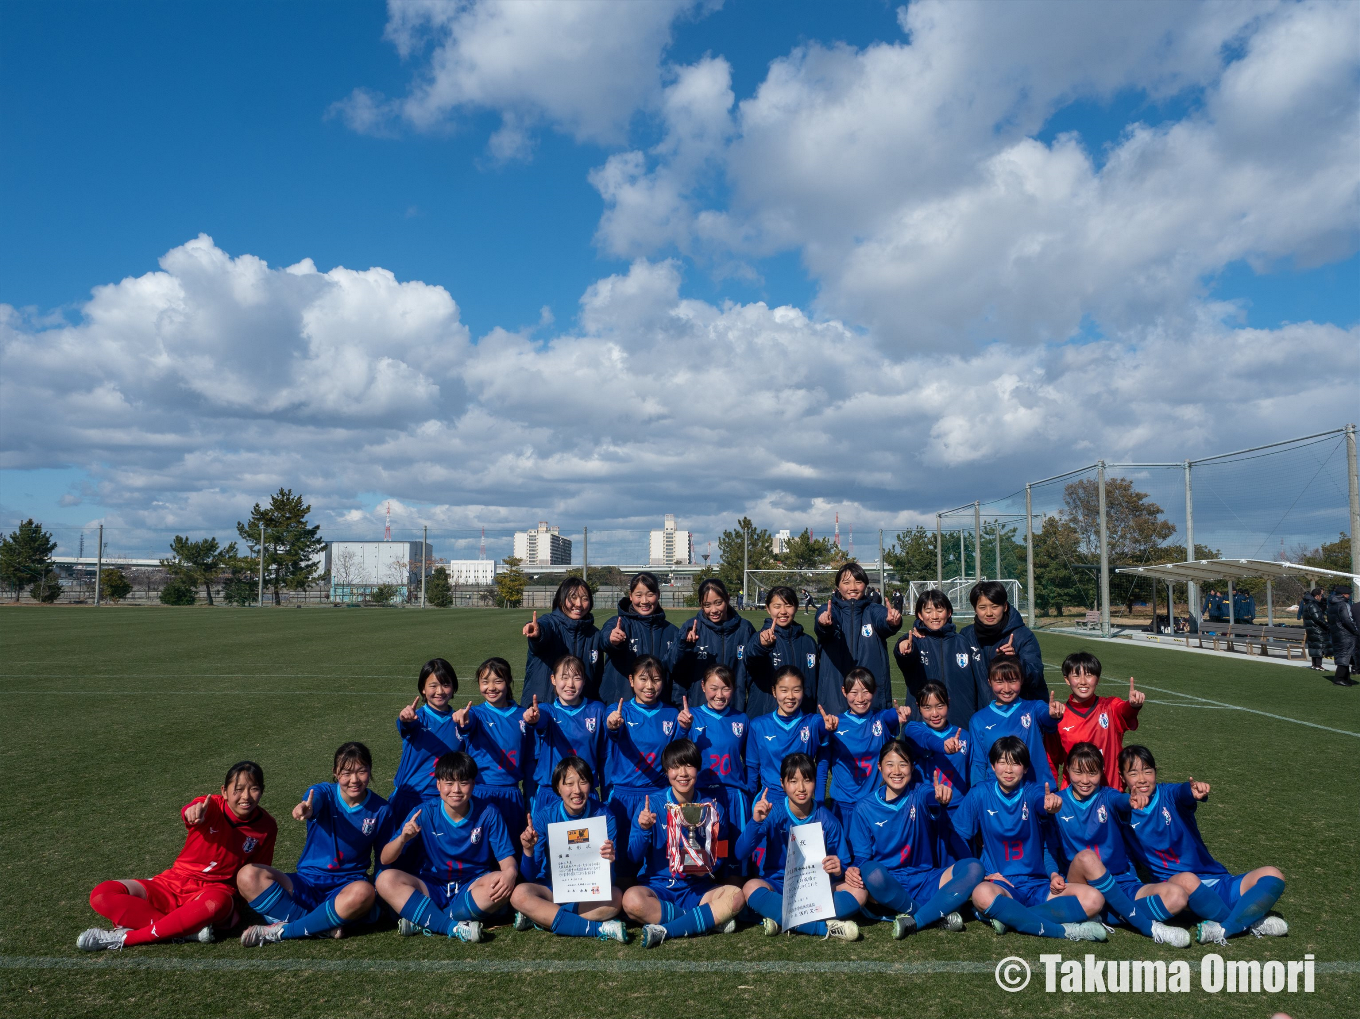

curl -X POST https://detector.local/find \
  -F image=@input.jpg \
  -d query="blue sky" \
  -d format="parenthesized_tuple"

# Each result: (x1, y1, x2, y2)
(2, 0, 1357, 558)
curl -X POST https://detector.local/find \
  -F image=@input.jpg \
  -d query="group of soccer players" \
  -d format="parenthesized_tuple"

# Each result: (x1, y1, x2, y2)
(76, 569, 1288, 952)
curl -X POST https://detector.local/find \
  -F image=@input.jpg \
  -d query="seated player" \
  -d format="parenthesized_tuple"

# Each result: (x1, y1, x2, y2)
(1049, 742, 1190, 947)
(78, 762, 277, 951)
(237, 742, 392, 945)
(1118, 745, 1287, 944)
(1051, 652, 1142, 789)
(822, 667, 912, 819)
(734, 753, 862, 940)
(902, 681, 972, 862)
(966, 659, 1059, 790)
(391, 658, 463, 823)
(621, 739, 745, 948)
(511, 756, 628, 943)
(843, 740, 983, 938)
(375, 752, 517, 944)
(456, 657, 533, 846)
(748, 666, 839, 799)
(686, 664, 754, 838)
(528, 655, 609, 815)
(953, 737, 1108, 942)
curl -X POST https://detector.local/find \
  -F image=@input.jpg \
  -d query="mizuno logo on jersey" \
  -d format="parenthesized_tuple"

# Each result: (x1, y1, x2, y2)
(764, 735, 776, 741)
(243, 836, 259, 853)
(956, 653, 969, 668)
(627, 721, 640, 727)
(986, 809, 998, 816)
(874, 820, 888, 827)
(1060, 814, 1074, 822)
(362, 818, 376, 834)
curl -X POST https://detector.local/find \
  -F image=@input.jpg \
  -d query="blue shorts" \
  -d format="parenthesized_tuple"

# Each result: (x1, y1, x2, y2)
(858, 866, 948, 918)
(994, 873, 1052, 908)
(288, 872, 381, 925)
(419, 875, 485, 911)
(648, 878, 715, 918)
(476, 784, 528, 844)
(1197, 872, 1249, 911)
(702, 784, 750, 833)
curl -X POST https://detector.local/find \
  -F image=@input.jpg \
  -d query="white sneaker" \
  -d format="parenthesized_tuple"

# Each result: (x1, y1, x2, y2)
(940, 911, 965, 933)
(451, 920, 482, 943)
(1062, 921, 1108, 942)
(824, 919, 860, 941)
(1150, 922, 1190, 948)
(240, 923, 285, 948)
(595, 919, 629, 944)
(1250, 916, 1288, 937)
(1195, 920, 1228, 946)
(641, 923, 667, 949)
(76, 927, 128, 952)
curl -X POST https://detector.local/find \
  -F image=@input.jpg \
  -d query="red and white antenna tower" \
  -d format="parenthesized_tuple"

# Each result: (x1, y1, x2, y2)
(384, 502, 391, 541)
(834, 512, 841, 548)
(849, 523, 854, 557)
(479, 527, 486, 560)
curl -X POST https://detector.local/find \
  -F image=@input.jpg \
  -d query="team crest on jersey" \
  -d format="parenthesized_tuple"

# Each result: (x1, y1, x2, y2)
(872, 720, 884, 737)
(362, 817, 376, 835)
(243, 836, 259, 853)
(585, 717, 597, 733)
(1096, 805, 1108, 824)
(1021, 713, 1032, 729)
(861, 623, 874, 637)
(663, 721, 675, 736)
(519, 719, 527, 733)
(1161, 806, 1173, 827)
(909, 804, 917, 822)
(806, 653, 816, 670)
(799, 726, 810, 743)
(1098, 712, 1109, 729)
(731, 722, 744, 737)
(956, 653, 969, 668)
(471, 826, 483, 844)
(590, 650, 599, 663)
(736, 644, 744, 659)
(1021, 799, 1029, 820)
(957, 738, 968, 753)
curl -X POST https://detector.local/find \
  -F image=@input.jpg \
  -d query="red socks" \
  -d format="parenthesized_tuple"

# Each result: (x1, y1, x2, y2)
(90, 881, 235, 946)
(90, 881, 159, 930)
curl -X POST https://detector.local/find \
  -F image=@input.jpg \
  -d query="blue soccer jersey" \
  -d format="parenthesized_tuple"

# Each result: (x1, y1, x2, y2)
(735, 796, 849, 886)
(401, 797, 515, 888)
(688, 704, 751, 792)
(530, 699, 609, 790)
(392, 705, 464, 810)
(1051, 785, 1137, 878)
(748, 711, 830, 794)
(1121, 782, 1230, 882)
(848, 781, 943, 877)
(459, 702, 533, 788)
(824, 708, 901, 805)
(294, 783, 393, 885)
(627, 787, 732, 888)
(902, 721, 970, 802)
(521, 792, 617, 885)
(966, 699, 1057, 789)
(952, 780, 1054, 882)
(604, 699, 684, 792)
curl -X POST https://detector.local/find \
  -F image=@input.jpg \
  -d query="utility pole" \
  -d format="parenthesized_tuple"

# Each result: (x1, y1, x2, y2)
(973, 502, 981, 582)
(1348, 423, 1359, 580)
(994, 520, 1001, 581)
(421, 525, 427, 608)
(1024, 485, 1035, 627)
(258, 523, 265, 607)
(878, 529, 885, 596)
(583, 527, 588, 585)
(1184, 460, 1197, 628)
(1098, 462, 1110, 637)
(935, 514, 943, 585)
(742, 525, 749, 606)
(94, 523, 103, 607)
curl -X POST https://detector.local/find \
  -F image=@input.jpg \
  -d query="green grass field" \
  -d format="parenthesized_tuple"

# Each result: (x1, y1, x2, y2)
(1, 606, 1356, 1018)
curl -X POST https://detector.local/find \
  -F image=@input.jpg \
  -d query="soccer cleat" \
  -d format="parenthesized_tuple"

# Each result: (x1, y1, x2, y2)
(511, 911, 534, 932)
(987, 917, 1009, 935)
(196, 925, 215, 944)
(1150, 922, 1190, 948)
(1250, 916, 1288, 938)
(717, 917, 738, 934)
(595, 919, 629, 944)
(892, 914, 917, 940)
(76, 927, 128, 952)
(1062, 921, 1108, 942)
(760, 917, 781, 937)
(397, 918, 422, 937)
(824, 919, 860, 941)
(940, 911, 966, 933)
(239, 923, 285, 948)
(450, 921, 482, 943)
(1195, 920, 1228, 946)
(641, 924, 667, 949)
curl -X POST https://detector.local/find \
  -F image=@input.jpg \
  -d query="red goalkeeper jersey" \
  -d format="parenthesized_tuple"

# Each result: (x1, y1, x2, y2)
(161, 794, 277, 888)
(1052, 695, 1140, 790)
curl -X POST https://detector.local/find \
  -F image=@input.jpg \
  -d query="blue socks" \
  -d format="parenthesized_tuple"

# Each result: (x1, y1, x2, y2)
(982, 895, 1067, 938)
(1188, 882, 1230, 921)
(446, 886, 490, 924)
(281, 898, 344, 940)
(661, 903, 715, 938)
(550, 909, 601, 938)
(792, 891, 861, 936)
(913, 859, 983, 928)
(1089, 871, 1168, 936)
(1222, 876, 1284, 936)
(747, 887, 782, 923)
(1030, 894, 1089, 925)
(399, 893, 455, 936)
(861, 862, 917, 915)
(248, 883, 306, 924)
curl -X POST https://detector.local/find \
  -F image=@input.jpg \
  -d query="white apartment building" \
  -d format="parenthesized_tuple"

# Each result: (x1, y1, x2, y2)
(513, 522, 573, 566)
(649, 514, 693, 565)
(773, 529, 792, 553)
(444, 560, 497, 585)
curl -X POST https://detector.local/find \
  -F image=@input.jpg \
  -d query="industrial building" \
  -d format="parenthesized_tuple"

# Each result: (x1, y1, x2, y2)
(444, 560, 497, 585)
(513, 522, 573, 565)
(327, 540, 433, 602)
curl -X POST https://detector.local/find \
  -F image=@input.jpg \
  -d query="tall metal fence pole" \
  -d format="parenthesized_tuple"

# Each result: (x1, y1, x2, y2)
(935, 514, 943, 585)
(258, 523, 265, 607)
(421, 525, 427, 608)
(1184, 460, 1197, 628)
(1098, 461, 1110, 637)
(582, 526, 588, 583)
(1024, 485, 1035, 626)
(94, 523, 103, 607)
(742, 527, 748, 605)
(878, 529, 885, 594)
(1348, 423, 1359, 578)
(994, 520, 1001, 580)
(973, 502, 981, 581)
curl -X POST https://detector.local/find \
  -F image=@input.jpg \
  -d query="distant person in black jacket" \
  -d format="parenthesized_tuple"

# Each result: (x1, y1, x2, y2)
(1326, 586, 1357, 687)
(1299, 587, 1331, 671)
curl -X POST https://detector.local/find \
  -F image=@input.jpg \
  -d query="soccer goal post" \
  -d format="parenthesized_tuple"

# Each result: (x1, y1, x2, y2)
(906, 577, 1021, 617)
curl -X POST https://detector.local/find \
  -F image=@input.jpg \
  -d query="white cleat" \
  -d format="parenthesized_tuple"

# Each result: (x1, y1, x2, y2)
(1150, 922, 1190, 948)
(940, 911, 966, 933)
(240, 923, 285, 947)
(76, 927, 128, 952)
(451, 920, 482, 943)
(397, 918, 423, 937)
(760, 917, 781, 936)
(511, 911, 534, 932)
(824, 919, 861, 941)
(1062, 921, 1109, 942)
(717, 917, 738, 934)
(595, 919, 629, 944)
(1195, 920, 1228, 946)
(195, 925, 215, 944)
(641, 924, 667, 949)
(1250, 916, 1288, 938)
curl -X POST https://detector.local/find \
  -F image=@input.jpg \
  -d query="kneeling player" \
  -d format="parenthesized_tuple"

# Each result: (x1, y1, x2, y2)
(511, 756, 628, 943)
(735, 753, 862, 940)
(78, 762, 277, 951)
(621, 739, 745, 948)
(375, 751, 517, 943)
(238, 742, 391, 946)
(1118, 745, 1287, 944)
(843, 740, 983, 938)
(953, 737, 1107, 941)
(1050, 742, 1190, 947)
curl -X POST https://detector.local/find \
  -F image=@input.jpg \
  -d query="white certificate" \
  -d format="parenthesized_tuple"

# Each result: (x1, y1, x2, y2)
(547, 815, 611, 904)
(781, 820, 835, 929)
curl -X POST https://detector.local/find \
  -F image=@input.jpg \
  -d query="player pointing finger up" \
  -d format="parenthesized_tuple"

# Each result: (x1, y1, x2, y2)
(522, 610, 540, 640)
(637, 795, 656, 830)
(1126, 675, 1145, 709)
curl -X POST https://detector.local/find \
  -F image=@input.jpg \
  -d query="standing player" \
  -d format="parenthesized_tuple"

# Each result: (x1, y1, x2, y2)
(672, 579, 756, 708)
(892, 589, 991, 728)
(238, 742, 392, 945)
(456, 657, 533, 845)
(966, 658, 1060, 790)
(621, 740, 746, 948)
(843, 740, 983, 938)
(1118, 746, 1287, 944)
(822, 667, 912, 818)
(78, 762, 277, 951)
(375, 752, 517, 943)
(748, 667, 839, 800)
(741, 586, 818, 716)
(391, 659, 463, 824)
(735, 753, 862, 939)
(527, 655, 609, 814)
(814, 563, 903, 713)
(952, 737, 1108, 942)
(599, 572, 683, 704)
(686, 664, 754, 838)
(1050, 651, 1142, 789)
(521, 576, 604, 705)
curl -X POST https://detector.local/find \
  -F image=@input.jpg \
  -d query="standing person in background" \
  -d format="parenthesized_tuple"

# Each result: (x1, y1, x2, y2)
(599, 572, 683, 704)
(521, 576, 603, 704)
(803, 589, 816, 617)
(892, 589, 990, 729)
(815, 562, 903, 714)
(959, 581, 1047, 702)
(1300, 587, 1331, 671)
(672, 579, 755, 708)
(1233, 588, 1256, 624)
(1326, 586, 1357, 687)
